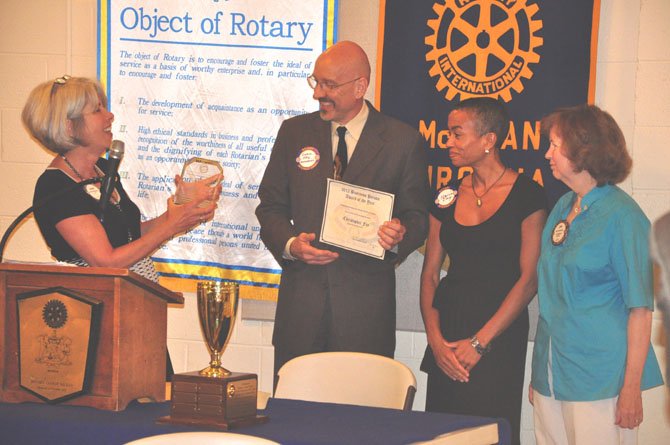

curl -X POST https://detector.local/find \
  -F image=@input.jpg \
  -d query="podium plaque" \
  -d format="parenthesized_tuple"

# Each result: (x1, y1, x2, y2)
(17, 287, 101, 403)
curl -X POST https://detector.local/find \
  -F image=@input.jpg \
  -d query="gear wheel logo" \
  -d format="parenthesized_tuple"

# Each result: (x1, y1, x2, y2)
(425, 0, 543, 102)
(42, 299, 68, 329)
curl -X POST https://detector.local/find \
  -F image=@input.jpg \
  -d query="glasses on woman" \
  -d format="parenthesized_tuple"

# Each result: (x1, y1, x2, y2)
(307, 75, 360, 92)
(54, 75, 71, 85)
(51, 75, 71, 96)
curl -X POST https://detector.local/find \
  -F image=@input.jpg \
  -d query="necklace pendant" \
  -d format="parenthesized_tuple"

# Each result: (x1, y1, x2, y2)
(476, 198, 482, 207)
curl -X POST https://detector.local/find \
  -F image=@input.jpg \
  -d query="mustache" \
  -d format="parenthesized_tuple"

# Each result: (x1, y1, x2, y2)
(319, 98, 335, 105)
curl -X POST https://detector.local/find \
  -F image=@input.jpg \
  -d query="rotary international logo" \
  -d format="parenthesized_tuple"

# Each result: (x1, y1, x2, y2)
(425, 0, 543, 102)
(43, 299, 68, 329)
(38, 299, 72, 366)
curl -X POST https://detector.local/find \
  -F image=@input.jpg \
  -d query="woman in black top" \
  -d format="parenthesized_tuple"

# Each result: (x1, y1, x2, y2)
(23, 76, 220, 282)
(420, 98, 546, 445)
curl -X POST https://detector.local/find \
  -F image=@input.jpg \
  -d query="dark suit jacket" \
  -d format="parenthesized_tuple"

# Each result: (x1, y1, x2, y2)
(256, 102, 429, 361)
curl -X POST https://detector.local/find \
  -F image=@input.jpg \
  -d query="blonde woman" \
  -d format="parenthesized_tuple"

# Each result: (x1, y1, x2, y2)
(23, 76, 220, 282)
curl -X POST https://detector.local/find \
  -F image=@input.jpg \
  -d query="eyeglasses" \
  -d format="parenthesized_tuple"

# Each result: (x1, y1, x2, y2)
(51, 75, 71, 96)
(54, 75, 71, 85)
(307, 75, 360, 91)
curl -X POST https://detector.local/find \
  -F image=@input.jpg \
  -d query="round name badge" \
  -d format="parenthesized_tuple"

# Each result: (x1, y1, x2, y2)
(85, 184, 101, 201)
(296, 147, 320, 170)
(551, 220, 569, 245)
(435, 187, 458, 208)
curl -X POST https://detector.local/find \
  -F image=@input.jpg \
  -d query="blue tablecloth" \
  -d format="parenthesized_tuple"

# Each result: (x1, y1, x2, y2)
(0, 397, 510, 444)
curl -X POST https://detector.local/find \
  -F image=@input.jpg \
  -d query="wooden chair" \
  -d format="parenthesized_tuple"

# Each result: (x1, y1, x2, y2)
(274, 352, 417, 410)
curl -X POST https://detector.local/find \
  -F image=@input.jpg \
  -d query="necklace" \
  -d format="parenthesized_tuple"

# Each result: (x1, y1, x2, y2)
(61, 155, 86, 181)
(471, 167, 507, 207)
(61, 155, 120, 209)
(573, 197, 582, 213)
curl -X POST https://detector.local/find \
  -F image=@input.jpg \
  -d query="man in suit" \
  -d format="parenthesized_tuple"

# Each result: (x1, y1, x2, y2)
(256, 41, 429, 375)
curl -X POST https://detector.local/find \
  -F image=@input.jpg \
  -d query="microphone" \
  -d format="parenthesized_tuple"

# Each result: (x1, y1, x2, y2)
(99, 140, 125, 222)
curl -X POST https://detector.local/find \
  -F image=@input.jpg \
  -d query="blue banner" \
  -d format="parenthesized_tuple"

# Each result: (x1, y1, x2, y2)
(377, 0, 600, 206)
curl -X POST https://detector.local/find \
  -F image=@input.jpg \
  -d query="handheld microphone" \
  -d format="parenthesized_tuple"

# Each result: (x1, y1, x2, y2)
(99, 140, 125, 222)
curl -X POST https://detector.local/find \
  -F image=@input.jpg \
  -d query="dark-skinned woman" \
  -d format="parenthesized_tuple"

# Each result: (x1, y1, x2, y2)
(420, 97, 547, 445)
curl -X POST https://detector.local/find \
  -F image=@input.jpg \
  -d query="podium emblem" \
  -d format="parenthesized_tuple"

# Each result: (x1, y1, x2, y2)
(17, 287, 101, 403)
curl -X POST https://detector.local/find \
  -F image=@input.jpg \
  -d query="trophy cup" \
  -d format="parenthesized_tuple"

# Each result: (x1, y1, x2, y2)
(198, 280, 236, 378)
(159, 281, 268, 429)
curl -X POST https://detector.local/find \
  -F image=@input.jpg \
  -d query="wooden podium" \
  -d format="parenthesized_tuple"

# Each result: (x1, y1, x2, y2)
(0, 263, 183, 411)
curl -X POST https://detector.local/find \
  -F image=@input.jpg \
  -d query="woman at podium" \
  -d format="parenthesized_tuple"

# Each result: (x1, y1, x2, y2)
(21, 76, 220, 283)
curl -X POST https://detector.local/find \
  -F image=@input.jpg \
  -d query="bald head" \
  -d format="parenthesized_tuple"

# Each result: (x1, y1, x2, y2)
(311, 41, 371, 124)
(317, 41, 371, 82)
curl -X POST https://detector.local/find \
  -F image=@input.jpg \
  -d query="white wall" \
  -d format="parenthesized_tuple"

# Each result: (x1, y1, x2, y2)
(1, 1, 668, 443)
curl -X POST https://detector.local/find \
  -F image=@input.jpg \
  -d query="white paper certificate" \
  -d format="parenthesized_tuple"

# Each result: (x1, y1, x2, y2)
(320, 179, 395, 259)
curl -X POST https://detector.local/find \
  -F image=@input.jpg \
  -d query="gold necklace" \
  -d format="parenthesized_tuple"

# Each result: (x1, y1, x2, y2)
(472, 167, 507, 207)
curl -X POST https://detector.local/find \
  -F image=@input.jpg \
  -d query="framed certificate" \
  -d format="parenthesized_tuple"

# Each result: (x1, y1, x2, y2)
(320, 179, 395, 260)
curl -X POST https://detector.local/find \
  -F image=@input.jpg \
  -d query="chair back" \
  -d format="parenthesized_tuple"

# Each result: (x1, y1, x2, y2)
(274, 352, 417, 410)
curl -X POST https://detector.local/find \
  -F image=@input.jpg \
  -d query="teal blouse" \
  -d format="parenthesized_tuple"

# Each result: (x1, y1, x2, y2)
(531, 185, 663, 401)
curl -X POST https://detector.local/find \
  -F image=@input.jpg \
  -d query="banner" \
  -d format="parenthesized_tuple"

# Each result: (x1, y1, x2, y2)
(98, 1, 337, 297)
(377, 0, 600, 206)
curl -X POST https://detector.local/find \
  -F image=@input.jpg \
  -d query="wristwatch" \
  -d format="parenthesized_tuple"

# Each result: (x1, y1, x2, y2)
(470, 335, 491, 356)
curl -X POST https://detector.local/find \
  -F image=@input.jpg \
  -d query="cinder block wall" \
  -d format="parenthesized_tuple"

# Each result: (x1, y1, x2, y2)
(1, 1, 668, 443)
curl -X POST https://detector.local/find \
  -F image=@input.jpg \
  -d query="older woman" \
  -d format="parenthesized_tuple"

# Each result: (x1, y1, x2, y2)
(22, 76, 220, 282)
(420, 98, 546, 445)
(531, 104, 663, 444)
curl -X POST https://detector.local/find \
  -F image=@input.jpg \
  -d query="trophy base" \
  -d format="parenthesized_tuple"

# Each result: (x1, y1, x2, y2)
(159, 371, 267, 430)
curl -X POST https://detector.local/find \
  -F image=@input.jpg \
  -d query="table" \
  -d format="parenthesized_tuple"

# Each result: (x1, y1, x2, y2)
(0, 398, 510, 444)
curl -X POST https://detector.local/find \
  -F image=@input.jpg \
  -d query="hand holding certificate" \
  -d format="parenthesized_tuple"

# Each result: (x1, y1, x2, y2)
(320, 179, 395, 259)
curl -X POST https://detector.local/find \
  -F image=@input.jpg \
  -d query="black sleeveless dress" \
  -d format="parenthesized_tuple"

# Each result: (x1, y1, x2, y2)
(421, 174, 545, 445)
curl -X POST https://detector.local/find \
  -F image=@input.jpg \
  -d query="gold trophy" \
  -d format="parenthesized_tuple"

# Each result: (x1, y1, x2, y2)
(159, 281, 268, 429)
(198, 281, 237, 378)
